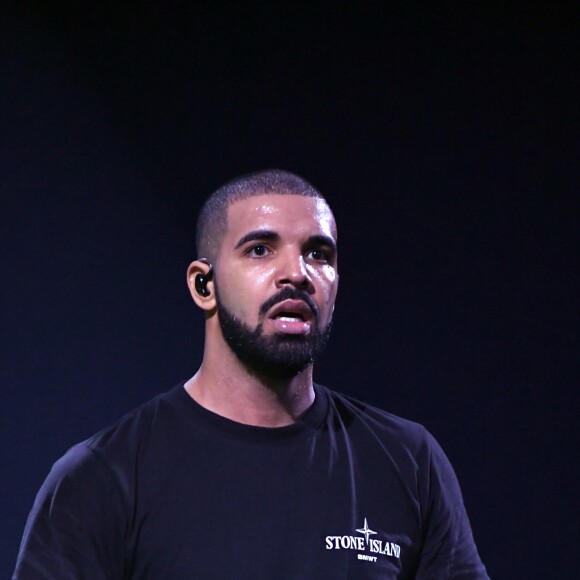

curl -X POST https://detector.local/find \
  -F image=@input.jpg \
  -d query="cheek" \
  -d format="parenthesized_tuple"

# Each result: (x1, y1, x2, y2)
(309, 265, 336, 284)
(312, 266, 339, 306)
(219, 266, 275, 317)
(322, 265, 337, 285)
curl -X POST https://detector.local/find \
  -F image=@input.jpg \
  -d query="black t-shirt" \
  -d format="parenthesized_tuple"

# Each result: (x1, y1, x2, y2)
(13, 383, 489, 579)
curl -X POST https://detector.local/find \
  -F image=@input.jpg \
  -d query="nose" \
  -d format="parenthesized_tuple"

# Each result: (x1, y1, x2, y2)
(275, 250, 313, 291)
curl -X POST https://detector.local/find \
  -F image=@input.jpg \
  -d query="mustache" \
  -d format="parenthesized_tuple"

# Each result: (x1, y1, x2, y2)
(259, 287, 319, 319)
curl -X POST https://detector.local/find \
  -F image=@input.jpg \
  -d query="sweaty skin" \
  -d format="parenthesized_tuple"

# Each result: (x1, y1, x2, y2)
(185, 194, 338, 427)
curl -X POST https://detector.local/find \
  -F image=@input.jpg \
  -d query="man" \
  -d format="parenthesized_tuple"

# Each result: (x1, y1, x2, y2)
(13, 170, 489, 578)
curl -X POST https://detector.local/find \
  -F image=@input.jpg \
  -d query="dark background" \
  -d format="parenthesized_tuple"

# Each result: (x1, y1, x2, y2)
(1, 2, 577, 578)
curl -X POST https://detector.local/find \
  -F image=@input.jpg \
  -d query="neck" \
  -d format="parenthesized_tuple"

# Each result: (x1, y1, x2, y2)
(184, 337, 315, 427)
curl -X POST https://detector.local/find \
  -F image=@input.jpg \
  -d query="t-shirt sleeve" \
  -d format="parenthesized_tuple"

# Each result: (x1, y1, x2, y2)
(415, 431, 490, 579)
(12, 443, 128, 580)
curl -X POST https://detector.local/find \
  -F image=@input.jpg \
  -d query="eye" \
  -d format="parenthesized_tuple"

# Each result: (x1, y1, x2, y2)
(306, 248, 332, 263)
(246, 244, 271, 258)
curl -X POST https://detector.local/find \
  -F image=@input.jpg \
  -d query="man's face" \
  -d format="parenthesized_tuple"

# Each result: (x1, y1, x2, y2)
(213, 194, 338, 378)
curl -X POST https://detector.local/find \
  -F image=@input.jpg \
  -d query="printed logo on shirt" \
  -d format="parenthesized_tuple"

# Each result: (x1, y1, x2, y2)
(325, 518, 401, 563)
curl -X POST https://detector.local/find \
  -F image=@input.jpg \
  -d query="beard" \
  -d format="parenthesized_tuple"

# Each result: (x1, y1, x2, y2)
(215, 285, 333, 380)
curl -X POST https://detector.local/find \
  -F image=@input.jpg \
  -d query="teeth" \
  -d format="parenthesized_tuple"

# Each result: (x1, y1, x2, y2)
(279, 316, 301, 322)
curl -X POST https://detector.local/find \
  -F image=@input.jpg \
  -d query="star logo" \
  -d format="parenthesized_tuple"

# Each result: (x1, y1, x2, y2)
(356, 518, 377, 545)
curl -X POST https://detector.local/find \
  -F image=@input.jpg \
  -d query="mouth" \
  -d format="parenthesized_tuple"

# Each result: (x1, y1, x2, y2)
(266, 299, 314, 335)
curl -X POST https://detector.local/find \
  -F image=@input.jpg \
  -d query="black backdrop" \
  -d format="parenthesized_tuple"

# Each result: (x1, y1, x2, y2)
(1, 3, 577, 578)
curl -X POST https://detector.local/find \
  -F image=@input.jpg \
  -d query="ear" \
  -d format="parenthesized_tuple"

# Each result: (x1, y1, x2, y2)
(186, 259, 217, 312)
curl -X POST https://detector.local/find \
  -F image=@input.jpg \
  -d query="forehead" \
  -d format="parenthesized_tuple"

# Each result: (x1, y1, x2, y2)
(225, 194, 337, 241)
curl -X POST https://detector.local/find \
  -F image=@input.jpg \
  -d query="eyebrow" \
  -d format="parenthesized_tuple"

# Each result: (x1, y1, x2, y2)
(233, 229, 337, 253)
(306, 234, 337, 253)
(234, 229, 280, 249)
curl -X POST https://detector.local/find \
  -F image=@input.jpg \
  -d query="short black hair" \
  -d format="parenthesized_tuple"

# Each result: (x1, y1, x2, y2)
(196, 169, 328, 260)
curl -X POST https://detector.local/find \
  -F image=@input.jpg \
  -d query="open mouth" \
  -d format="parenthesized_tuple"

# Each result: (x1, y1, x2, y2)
(268, 300, 313, 322)
(267, 300, 314, 335)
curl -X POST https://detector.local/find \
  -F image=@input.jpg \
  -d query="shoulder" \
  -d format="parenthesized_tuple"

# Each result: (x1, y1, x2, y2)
(9, 388, 183, 580)
(319, 385, 461, 490)
(43, 383, 186, 495)
(83, 383, 185, 456)
(322, 385, 437, 451)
